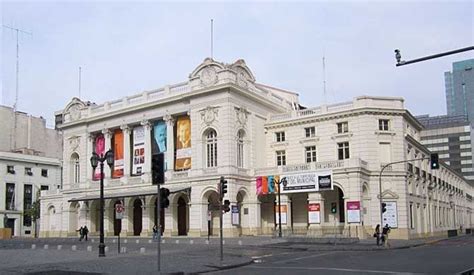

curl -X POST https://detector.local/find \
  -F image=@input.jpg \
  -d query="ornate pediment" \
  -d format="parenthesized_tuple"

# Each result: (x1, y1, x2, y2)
(378, 190, 399, 200)
(64, 97, 87, 122)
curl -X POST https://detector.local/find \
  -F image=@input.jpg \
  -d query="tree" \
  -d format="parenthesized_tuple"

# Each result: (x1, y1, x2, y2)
(24, 191, 41, 238)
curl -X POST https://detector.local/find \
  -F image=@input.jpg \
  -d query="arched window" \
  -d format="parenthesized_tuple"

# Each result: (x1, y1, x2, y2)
(71, 153, 80, 184)
(237, 130, 245, 168)
(206, 129, 217, 168)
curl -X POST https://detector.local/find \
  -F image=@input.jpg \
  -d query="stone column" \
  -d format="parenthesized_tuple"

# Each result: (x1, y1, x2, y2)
(164, 114, 175, 173)
(280, 194, 292, 235)
(164, 202, 174, 237)
(246, 200, 261, 235)
(141, 198, 149, 237)
(102, 129, 112, 186)
(189, 201, 206, 237)
(120, 200, 128, 237)
(120, 125, 131, 184)
(141, 120, 152, 183)
(307, 192, 324, 236)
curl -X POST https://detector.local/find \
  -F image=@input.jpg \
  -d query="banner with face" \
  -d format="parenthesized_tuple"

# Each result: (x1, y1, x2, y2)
(175, 116, 191, 170)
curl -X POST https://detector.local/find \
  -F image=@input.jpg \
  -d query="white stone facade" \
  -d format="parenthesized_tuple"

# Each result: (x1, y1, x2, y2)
(40, 59, 473, 239)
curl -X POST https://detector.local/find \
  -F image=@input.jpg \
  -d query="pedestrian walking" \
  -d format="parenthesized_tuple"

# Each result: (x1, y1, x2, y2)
(83, 226, 89, 241)
(77, 226, 84, 241)
(382, 224, 391, 248)
(374, 224, 381, 246)
(152, 224, 158, 240)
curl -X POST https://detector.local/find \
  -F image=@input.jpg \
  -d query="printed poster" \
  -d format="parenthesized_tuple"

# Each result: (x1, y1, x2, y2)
(308, 203, 321, 224)
(93, 134, 105, 180)
(281, 170, 333, 193)
(346, 201, 361, 223)
(232, 205, 240, 225)
(153, 121, 167, 170)
(382, 201, 398, 228)
(132, 126, 145, 175)
(275, 205, 287, 224)
(112, 130, 124, 178)
(175, 116, 191, 170)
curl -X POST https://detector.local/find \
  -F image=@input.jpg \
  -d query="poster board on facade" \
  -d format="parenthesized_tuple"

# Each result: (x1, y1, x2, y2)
(175, 116, 191, 170)
(152, 121, 167, 170)
(93, 134, 105, 181)
(281, 170, 333, 193)
(308, 203, 321, 224)
(112, 129, 124, 178)
(275, 205, 287, 224)
(382, 201, 398, 228)
(231, 205, 239, 225)
(132, 126, 145, 175)
(115, 204, 124, 220)
(346, 201, 361, 223)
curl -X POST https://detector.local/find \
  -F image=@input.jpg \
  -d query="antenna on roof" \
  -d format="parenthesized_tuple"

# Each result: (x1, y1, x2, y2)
(210, 19, 214, 59)
(78, 66, 82, 99)
(323, 55, 327, 104)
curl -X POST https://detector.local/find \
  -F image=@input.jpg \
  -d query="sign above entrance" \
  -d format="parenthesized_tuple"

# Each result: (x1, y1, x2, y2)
(281, 170, 333, 193)
(115, 204, 124, 220)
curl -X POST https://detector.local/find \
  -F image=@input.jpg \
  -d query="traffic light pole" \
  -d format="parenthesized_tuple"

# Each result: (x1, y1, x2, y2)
(157, 181, 161, 273)
(219, 193, 223, 263)
(379, 157, 429, 228)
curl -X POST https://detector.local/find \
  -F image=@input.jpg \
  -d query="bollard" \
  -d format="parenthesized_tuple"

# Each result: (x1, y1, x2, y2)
(205, 240, 209, 245)
(162, 239, 165, 244)
(238, 240, 242, 246)
(190, 240, 194, 244)
(148, 240, 152, 244)
(72, 245, 77, 251)
(31, 244, 36, 250)
(87, 246, 92, 252)
(57, 245, 62, 250)
(121, 247, 127, 253)
(124, 239, 128, 244)
(44, 244, 49, 250)
(223, 240, 226, 245)
(112, 239, 116, 243)
(105, 246, 109, 253)
(136, 240, 139, 244)
(175, 240, 179, 244)
(140, 247, 146, 254)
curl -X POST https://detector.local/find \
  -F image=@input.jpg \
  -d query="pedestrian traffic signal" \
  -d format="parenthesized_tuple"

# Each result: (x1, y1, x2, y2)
(220, 176, 228, 197)
(152, 153, 165, 184)
(430, 153, 439, 170)
(331, 202, 337, 213)
(381, 202, 387, 213)
(223, 199, 230, 213)
(160, 188, 170, 208)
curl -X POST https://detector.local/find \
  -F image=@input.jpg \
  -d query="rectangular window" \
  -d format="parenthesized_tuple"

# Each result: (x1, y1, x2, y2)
(275, 132, 285, 142)
(41, 185, 49, 191)
(337, 122, 348, 134)
(305, 146, 317, 163)
(23, 184, 33, 227)
(6, 183, 15, 210)
(337, 142, 350, 160)
(25, 167, 33, 176)
(304, 127, 316, 138)
(41, 169, 48, 177)
(7, 165, 15, 174)
(276, 150, 286, 166)
(379, 119, 390, 131)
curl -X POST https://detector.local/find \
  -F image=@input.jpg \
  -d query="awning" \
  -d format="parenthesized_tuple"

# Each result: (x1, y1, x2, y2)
(68, 186, 190, 202)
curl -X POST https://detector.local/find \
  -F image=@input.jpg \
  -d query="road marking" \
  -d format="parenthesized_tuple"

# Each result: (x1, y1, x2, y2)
(279, 251, 339, 263)
(251, 254, 272, 259)
(247, 266, 425, 274)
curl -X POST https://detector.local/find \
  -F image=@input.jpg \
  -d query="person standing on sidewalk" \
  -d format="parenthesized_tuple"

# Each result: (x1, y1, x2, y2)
(152, 224, 158, 240)
(83, 226, 89, 241)
(77, 226, 84, 241)
(382, 224, 391, 248)
(374, 224, 381, 246)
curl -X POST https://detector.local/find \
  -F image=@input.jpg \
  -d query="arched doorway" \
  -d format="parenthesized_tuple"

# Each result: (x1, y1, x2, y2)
(322, 185, 345, 230)
(178, 197, 187, 236)
(113, 200, 122, 236)
(207, 191, 220, 236)
(133, 199, 142, 236)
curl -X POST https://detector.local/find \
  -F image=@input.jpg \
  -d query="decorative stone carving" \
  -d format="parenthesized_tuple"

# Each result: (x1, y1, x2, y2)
(235, 68, 248, 88)
(68, 136, 81, 152)
(63, 97, 87, 122)
(200, 106, 219, 125)
(69, 104, 81, 121)
(200, 67, 218, 86)
(235, 107, 249, 127)
(164, 113, 176, 126)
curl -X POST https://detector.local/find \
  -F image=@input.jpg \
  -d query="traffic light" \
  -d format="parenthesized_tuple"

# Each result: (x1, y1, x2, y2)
(160, 187, 170, 208)
(430, 153, 439, 170)
(223, 199, 230, 213)
(381, 202, 387, 213)
(331, 202, 337, 213)
(152, 153, 165, 184)
(220, 176, 228, 197)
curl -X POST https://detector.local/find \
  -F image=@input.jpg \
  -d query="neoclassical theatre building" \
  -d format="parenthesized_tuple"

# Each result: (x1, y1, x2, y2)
(40, 58, 473, 239)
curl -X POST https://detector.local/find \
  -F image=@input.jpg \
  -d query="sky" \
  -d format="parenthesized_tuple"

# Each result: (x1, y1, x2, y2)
(1, 1, 473, 127)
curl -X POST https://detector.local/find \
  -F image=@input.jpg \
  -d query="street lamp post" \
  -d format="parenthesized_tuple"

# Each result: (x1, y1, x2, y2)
(274, 177, 287, 238)
(90, 149, 114, 258)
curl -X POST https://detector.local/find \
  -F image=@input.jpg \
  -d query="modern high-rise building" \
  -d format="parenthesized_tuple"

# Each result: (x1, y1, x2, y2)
(445, 59, 474, 122)
(417, 114, 474, 184)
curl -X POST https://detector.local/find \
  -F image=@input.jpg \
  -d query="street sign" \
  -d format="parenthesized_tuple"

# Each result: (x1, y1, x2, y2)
(115, 204, 124, 220)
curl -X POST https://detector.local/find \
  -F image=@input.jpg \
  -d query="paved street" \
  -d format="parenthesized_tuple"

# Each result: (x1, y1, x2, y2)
(0, 235, 472, 274)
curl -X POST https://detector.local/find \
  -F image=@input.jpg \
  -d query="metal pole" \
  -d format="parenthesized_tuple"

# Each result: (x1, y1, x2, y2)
(396, 46, 474, 67)
(118, 234, 120, 254)
(99, 162, 105, 257)
(157, 182, 161, 272)
(277, 180, 282, 238)
(219, 193, 223, 263)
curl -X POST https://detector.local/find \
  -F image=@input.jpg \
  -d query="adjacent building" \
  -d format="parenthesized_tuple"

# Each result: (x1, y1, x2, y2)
(445, 59, 474, 122)
(0, 105, 63, 237)
(40, 58, 473, 240)
(417, 114, 474, 184)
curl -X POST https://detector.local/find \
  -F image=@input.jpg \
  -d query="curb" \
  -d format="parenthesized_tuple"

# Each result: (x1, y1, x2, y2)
(196, 259, 255, 274)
